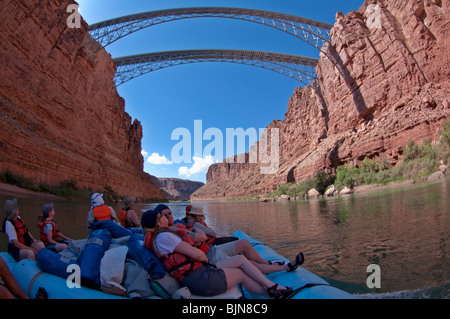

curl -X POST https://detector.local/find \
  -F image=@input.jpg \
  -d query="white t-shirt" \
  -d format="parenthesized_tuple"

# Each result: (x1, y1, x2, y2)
(4, 219, 19, 243)
(154, 232, 182, 255)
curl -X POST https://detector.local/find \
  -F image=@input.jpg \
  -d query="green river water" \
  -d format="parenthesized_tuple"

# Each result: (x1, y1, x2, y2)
(1, 177, 449, 298)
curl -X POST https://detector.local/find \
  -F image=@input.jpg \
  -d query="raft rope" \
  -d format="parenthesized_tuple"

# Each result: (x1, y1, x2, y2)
(28, 270, 44, 297)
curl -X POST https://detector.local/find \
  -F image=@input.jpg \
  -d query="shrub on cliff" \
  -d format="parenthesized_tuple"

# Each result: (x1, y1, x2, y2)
(334, 118, 450, 189)
(274, 183, 291, 197)
(335, 164, 358, 189)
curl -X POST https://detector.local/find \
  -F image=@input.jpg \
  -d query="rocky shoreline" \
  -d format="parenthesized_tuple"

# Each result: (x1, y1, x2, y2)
(261, 166, 448, 203)
(2, 166, 448, 204)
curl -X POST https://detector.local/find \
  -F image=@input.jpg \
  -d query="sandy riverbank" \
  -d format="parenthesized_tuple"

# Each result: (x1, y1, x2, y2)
(0, 183, 67, 201)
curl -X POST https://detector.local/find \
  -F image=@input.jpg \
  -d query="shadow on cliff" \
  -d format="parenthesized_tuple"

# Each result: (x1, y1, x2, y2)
(325, 46, 373, 123)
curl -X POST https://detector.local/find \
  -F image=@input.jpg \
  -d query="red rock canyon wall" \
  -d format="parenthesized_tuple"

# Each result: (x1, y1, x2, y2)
(192, 0, 450, 200)
(0, 0, 164, 200)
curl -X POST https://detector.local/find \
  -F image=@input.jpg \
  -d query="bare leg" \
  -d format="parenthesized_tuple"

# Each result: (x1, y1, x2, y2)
(19, 248, 35, 261)
(234, 240, 304, 274)
(234, 239, 269, 264)
(217, 255, 288, 294)
(221, 268, 268, 297)
(31, 241, 45, 252)
(250, 260, 289, 274)
(55, 243, 68, 252)
(0, 257, 29, 299)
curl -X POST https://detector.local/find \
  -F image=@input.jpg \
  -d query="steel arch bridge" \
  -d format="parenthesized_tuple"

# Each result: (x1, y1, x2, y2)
(113, 49, 318, 86)
(89, 7, 333, 51)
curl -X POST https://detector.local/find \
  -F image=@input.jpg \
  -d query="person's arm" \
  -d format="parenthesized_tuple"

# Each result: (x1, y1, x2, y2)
(173, 241, 208, 263)
(156, 232, 208, 263)
(58, 232, 72, 241)
(110, 207, 118, 223)
(10, 239, 36, 254)
(128, 210, 141, 227)
(192, 222, 217, 237)
(44, 224, 57, 244)
(189, 227, 208, 243)
(46, 231, 58, 245)
(27, 231, 38, 244)
(5, 222, 35, 253)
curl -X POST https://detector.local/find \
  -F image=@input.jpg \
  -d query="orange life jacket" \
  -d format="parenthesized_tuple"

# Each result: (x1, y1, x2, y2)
(118, 209, 127, 227)
(144, 228, 204, 281)
(118, 208, 137, 228)
(92, 205, 112, 222)
(37, 219, 60, 245)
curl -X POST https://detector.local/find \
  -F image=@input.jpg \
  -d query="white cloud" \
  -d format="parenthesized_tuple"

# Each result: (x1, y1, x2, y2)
(146, 152, 173, 165)
(178, 155, 215, 177)
(141, 150, 148, 157)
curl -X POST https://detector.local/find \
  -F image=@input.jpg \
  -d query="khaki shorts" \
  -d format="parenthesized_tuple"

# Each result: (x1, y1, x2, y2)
(215, 241, 237, 256)
(206, 246, 228, 264)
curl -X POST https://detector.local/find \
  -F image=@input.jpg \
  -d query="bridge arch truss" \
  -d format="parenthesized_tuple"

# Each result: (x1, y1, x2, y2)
(113, 49, 318, 86)
(89, 7, 333, 51)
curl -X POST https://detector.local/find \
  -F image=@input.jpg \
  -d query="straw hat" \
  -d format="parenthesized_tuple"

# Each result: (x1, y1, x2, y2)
(4, 198, 18, 220)
(188, 207, 204, 216)
(123, 196, 136, 208)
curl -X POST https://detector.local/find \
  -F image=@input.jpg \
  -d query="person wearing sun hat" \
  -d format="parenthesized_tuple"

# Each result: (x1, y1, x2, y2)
(118, 195, 140, 228)
(37, 202, 73, 252)
(1, 198, 44, 261)
(140, 209, 294, 298)
(86, 193, 119, 234)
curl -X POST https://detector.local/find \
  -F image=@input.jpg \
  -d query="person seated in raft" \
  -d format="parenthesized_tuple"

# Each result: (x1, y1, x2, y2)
(156, 204, 305, 275)
(37, 203, 73, 252)
(141, 209, 293, 298)
(153, 204, 209, 245)
(118, 196, 141, 228)
(182, 205, 239, 245)
(87, 193, 119, 234)
(1, 198, 45, 261)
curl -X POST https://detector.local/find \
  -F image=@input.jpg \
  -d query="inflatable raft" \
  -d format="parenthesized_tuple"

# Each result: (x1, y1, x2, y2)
(233, 231, 355, 299)
(0, 231, 355, 299)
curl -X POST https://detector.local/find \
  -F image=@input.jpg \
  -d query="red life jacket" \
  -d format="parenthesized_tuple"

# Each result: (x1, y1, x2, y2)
(144, 228, 204, 281)
(174, 223, 211, 253)
(1, 217, 32, 246)
(92, 205, 112, 222)
(187, 220, 216, 246)
(37, 219, 60, 245)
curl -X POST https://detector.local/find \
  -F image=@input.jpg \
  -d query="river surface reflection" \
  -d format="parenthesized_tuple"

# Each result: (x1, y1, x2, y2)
(1, 177, 449, 298)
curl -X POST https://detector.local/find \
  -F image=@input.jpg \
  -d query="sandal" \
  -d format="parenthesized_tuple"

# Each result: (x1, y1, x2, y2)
(287, 252, 304, 272)
(268, 260, 285, 266)
(35, 287, 48, 299)
(267, 284, 293, 299)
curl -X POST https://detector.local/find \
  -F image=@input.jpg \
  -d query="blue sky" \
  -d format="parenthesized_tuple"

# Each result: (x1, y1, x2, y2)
(76, 0, 364, 183)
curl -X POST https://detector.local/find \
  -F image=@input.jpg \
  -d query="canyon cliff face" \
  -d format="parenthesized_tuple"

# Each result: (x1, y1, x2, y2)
(0, 0, 164, 200)
(155, 178, 204, 201)
(192, 0, 450, 200)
